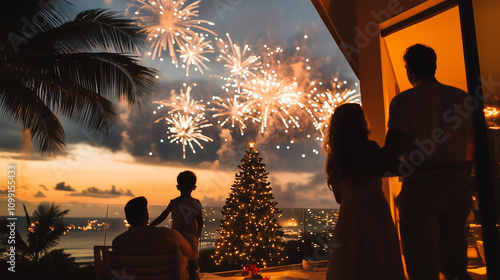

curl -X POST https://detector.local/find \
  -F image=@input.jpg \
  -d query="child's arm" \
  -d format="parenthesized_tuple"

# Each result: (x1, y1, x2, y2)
(197, 206, 204, 238)
(149, 203, 172, 227)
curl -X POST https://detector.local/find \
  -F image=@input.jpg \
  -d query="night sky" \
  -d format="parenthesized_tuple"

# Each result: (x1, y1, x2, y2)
(0, 0, 358, 215)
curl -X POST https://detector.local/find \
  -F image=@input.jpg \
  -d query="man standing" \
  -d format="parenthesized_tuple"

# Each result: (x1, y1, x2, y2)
(113, 196, 192, 280)
(384, 44, 474, 280)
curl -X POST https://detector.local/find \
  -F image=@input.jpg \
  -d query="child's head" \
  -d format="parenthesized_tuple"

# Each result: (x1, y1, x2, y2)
(177, 170, 197, 194)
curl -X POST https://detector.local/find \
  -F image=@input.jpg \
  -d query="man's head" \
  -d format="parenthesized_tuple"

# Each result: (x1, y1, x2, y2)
(124, 196, 149, 227)
(177, 170, 197, 194)
(404, 44, 437, 85)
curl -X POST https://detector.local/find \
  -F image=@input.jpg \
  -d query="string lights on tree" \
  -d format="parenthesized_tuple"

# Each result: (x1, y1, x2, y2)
(212, 142, 285, 268)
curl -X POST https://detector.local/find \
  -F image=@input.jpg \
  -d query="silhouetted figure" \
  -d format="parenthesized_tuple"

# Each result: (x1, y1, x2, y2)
(384, 44, 474, 280)
(113, 196, 192, 280)
(150, 171, 204, 280)
(325, 103, 405, 280)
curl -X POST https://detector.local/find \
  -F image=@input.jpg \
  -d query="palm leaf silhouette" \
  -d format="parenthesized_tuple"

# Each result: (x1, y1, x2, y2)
(1, 1, 157, 154)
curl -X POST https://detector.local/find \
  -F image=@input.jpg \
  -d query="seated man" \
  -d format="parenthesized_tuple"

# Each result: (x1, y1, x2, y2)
(113, 196, 192, 279)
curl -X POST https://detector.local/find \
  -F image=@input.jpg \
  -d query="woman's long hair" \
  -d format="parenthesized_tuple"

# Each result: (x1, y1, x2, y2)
(324, 103, 370, 189)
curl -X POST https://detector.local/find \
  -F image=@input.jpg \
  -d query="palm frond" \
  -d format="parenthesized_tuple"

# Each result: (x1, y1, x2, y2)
(24, 204, 32, 226)
(41, 81, 118, 134)
(7, 52, 157, 105)
(0, 82, 65, 154)
(0, 2, 159, 155)
(1, 0, 71, 30)
(25, 71, 118, 134)
(18, 9, 145, 56)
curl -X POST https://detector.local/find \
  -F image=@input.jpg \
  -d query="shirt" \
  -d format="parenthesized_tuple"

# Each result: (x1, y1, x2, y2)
(112, 226, 192, 279)
(388, 82, 473, 166)
(170, 196, 203, 238)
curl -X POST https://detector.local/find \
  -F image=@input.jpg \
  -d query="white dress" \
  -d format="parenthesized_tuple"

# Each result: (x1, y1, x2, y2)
(326, 176, 406, 280)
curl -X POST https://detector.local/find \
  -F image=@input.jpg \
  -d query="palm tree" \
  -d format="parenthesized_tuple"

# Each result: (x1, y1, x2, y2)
(0, 0, 157, 154)
(23, 204, 70, 262)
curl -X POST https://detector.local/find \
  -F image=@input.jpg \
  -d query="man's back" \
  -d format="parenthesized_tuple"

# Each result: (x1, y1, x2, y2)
(388, 82, 473, 165)
(112, 226, 191, 256)
(112, 226, 191, 280)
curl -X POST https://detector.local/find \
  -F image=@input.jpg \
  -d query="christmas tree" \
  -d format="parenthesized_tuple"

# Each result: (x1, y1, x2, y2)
(213, 143, 285, 268)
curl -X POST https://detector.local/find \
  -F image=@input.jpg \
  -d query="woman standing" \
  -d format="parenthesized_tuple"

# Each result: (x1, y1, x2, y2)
(324, 103, 405, 280)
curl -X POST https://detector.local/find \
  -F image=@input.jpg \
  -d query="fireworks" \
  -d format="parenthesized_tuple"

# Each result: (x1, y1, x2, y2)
(156, 112, 213, 159)
(242, 71, 302, 134)
(306, 79, 361, 137)
(209, 95, 257, 135)
(146, 22, 361, 158)
(217, 34, 261, 91)
(178, 35, 214, 76)
(153, 85, 206, 116)
(128, 0, 216, 69)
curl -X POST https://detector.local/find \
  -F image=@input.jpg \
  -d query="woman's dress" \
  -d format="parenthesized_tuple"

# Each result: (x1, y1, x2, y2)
(326, 176, 406, 280)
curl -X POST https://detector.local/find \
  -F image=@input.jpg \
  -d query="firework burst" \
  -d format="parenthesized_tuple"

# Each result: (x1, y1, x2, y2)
(217, 33, 261, 86)
(128, 0, 216, 65)
(242, 71, 302, 134)
(178, 35, 214, 76)
(155, 112, 213, 158)
(209, 95, 258, 135)
(153, 85, 206, 116)
(306, 79, 360, 137)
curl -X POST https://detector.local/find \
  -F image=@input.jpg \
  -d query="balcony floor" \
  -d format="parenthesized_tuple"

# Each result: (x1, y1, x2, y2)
(201, 261, 487, 280)
(202, 263, 327, 280)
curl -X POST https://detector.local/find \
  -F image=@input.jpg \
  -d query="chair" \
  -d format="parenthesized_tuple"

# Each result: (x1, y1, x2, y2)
(94, 245, 183, 280)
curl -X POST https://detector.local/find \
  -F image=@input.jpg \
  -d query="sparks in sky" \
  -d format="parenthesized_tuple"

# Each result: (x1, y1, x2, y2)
(150, 30, 360, 158)
(242, 71, 302, 134)
(209, 95, 258, 135)
(178, 35, 214, 76)
(217, 33, 261, 92)
(128, 0, 216, 66)
(156, 111, 213, 159)
(306, 78, 361, 137)
(153, 84, 206, 116)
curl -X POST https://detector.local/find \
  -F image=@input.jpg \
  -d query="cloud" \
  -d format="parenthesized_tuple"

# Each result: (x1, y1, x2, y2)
(39, 184, 48, 191)
(271, 170, 336, 209)
(34, 191, 46, 198)
(69, 185, 135, 198)
(199, 128, 241, 170)
(0, 189, 8, 196)
(124, 189, 134, 197)
(54, 182, 75, 192)
(201, 196, 226, 206)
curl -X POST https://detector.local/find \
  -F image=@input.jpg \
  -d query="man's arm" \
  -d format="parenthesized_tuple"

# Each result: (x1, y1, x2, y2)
(380, 128, 410, 176)
(149, 203, 172, 227)
(171, 230, 192, 258)
(381, 93, 412, 176)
